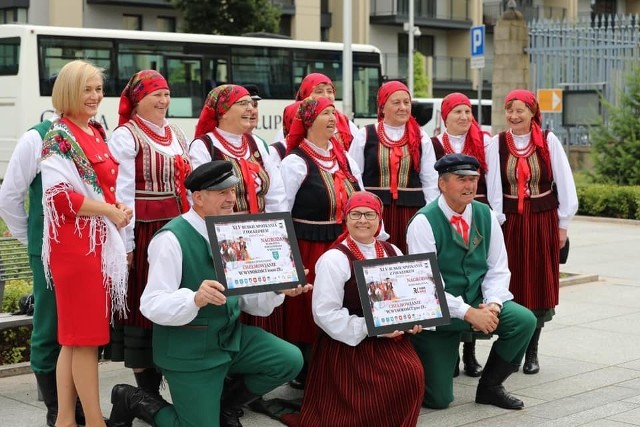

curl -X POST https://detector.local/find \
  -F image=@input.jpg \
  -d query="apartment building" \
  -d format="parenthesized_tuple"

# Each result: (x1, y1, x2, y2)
(1, 0, 636, 99)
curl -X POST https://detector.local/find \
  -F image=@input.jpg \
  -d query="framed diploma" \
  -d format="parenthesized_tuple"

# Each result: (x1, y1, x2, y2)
(353, 253, 450, 336)
(205, 212, 306, 296)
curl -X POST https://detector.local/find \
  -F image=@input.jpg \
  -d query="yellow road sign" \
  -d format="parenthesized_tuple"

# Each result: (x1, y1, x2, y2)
(537, 89, 563, 113)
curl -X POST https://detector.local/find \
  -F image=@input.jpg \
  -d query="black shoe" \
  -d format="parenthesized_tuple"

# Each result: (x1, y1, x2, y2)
(220, 408, 243, 427)
(463, 341, 483, 377)
(109, 384, 169, 427)
(475, 346, 524, 410)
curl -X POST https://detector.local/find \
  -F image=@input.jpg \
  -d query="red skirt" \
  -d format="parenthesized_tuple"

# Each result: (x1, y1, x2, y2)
(282, 239, 332, 344)
(50, 223, 110, 346)
(503, 200, 560, 310)
(299, 333, 424, 427)
(120, 219, 168, 329)
(381, 202, 419, 255)
(240, 305, 284, 338)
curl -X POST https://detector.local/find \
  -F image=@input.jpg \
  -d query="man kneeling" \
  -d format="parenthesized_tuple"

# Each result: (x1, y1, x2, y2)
(407, 153, 536, 410)
(109, 160, 307, 427)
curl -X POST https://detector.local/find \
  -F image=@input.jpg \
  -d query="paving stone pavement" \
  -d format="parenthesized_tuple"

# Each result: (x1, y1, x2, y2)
(1, 216, 639, 426)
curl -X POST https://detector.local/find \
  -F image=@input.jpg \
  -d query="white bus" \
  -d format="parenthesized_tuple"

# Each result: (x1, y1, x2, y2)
(0, 24, 382, 178)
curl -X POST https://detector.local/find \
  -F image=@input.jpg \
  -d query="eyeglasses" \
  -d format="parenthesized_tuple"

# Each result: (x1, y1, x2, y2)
(234, 100, 253, 108)
(348, 211, 378, 221)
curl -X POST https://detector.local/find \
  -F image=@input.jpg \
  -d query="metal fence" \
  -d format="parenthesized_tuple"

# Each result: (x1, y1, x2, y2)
(527, 14, 640, 146)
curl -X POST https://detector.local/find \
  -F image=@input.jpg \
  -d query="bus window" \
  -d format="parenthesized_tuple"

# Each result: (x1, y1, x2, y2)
(0, 37, 19, 75)
(118, 42, 168, 90)
(471, 104, 492, 127)
(166, 57, 202, 118)
(204, 57, 229, 93)
(411, 101, 434, 127)
(353, 65, 379, 119)
(38, 36, 114, 95)
(293, 49, 342, 98)
(231, 46, 292, 99)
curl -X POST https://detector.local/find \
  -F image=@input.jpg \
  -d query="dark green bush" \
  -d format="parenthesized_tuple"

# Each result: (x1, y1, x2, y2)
(577, 183, 640, 220)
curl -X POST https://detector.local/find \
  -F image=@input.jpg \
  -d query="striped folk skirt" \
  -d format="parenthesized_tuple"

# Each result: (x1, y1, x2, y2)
(299, 333, 424, 427)
(502, 200, 560, 310)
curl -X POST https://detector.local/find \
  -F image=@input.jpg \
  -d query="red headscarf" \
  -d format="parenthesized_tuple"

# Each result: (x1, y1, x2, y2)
(376, 81, 422, 173)
(296, 73, 335, 100)
(194, 84, 250, 139)
(282, 101, 302, 138)
(287, 96, 356, 221)
(334, 191, 384, 244)
(504, 89, 552, 213)
(118, 70, 169, 126)
(441, 92, 488, 173)
(504, 89, 551, 174)
(296, 73, 353, 150)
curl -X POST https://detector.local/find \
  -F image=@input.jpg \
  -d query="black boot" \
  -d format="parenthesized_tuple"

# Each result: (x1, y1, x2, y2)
(463, 341, 483, 377)
(523, 327, 541, 375)
(109, 384, 169, 427)
(475, 346, 524, 410)
(220, 378, 260, 427)
(134, 368, 163, 396)
(34, 372, 57, 427)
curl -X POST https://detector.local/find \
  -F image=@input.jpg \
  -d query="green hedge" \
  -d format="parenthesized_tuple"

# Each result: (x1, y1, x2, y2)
(577, 183, 640, 220)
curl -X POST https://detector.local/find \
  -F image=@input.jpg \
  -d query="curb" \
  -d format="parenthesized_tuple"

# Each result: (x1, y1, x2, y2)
(0, 361, 31, 378)
(574, 215, 640, 226)
(559, 273, 599, 287)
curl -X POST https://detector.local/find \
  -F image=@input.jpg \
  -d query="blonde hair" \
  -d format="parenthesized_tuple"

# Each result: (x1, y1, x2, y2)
(51, 60, 104, 117)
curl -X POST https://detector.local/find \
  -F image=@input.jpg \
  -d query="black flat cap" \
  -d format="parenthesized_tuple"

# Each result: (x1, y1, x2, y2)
(244, 84, 262, 101)
(184, 160, 240, 192)
(434, 153, 480, 176)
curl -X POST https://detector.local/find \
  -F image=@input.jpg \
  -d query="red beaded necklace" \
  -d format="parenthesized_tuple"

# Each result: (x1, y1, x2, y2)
(299, 142, 337, 169)
(346, 236, 385, 261)
(441, 133, 457, 154)
(133, 116, 172, 146)
(377, 123, 408, 148)
(505, 131, 536, 158)
(213, 128, 249, 158)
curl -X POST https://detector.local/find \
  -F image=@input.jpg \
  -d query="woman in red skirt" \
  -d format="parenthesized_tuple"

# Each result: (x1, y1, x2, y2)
(298, 191, 424, 427)
(41, 60, 132, 427)
(109, 70, 192, 395)
(280, 96, 363, 388)
(492, 89, 578, 374)
(348, 81, 439, 254)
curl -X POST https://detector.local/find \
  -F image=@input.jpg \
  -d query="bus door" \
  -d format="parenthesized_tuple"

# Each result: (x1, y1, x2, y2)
(165, 56, 203, 119)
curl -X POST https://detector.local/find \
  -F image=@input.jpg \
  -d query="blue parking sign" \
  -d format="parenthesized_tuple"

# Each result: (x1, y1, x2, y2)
(471, 25, 485, 57)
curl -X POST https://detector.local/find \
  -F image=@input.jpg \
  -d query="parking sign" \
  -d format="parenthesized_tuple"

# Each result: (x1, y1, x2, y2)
(470, 25, 485, 69)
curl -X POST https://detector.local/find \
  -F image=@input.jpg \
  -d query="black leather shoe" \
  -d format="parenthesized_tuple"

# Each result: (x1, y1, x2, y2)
(476, 384, 524, 409)
(220, 408, 243, 427)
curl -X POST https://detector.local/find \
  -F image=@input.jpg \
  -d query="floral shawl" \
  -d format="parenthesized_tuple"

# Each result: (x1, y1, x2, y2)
(40, 119, 128, 321)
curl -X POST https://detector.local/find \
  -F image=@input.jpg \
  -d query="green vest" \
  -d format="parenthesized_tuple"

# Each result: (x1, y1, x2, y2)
(152, 216, 241, 372)
(418, 200, 492, 307)
(26, 120, 52, 256)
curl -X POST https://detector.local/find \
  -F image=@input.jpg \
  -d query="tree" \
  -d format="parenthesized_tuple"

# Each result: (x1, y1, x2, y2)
(413, 51, 430, 97)
(590, 65, 640, 185)
(173, 0, 281, 36)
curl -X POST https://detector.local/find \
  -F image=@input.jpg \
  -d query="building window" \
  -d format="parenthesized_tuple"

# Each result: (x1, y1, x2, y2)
(157, 16, 176, 33)
(398, 33, 434, 57)
(1, 7, 27, 24)
(123, 14, 142, 31)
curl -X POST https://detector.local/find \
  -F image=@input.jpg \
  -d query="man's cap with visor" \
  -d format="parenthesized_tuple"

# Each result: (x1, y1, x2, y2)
(434, 153, 481, 176)
(184, 160, 240, 191)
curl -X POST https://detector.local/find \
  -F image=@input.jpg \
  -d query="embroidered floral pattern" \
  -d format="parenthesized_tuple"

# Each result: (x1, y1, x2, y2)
(42, 121, 103, 195)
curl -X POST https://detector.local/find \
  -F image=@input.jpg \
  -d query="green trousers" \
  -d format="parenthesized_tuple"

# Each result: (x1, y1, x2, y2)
(29, 254, 59, 374)
(411, 300, 536, 409)
(153, 324, 303, 427)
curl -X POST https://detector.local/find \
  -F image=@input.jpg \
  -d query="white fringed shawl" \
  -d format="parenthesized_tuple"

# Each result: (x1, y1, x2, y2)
(41, 119, 128, 323)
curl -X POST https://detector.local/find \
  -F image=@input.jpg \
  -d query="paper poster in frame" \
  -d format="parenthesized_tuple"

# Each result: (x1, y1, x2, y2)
(205, 212, 307, 296)
(353, 253, 450, 337)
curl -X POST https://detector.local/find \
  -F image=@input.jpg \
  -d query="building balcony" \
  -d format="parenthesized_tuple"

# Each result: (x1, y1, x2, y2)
(483, 1, 567, 27)
(370, 0, 472, 30)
